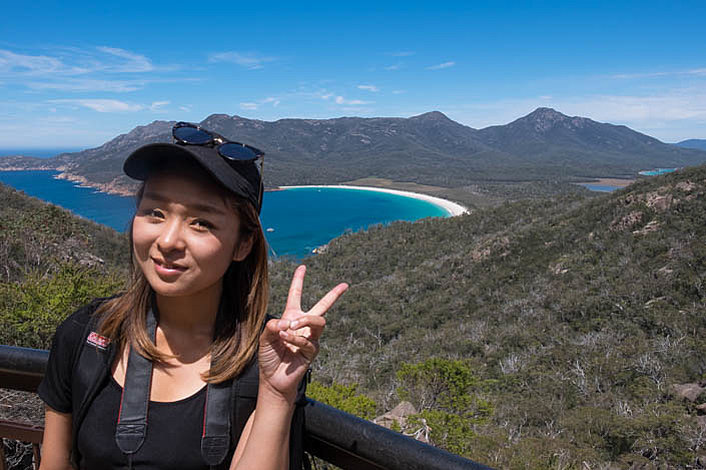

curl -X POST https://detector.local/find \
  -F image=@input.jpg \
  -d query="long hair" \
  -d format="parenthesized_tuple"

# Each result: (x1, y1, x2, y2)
(96, 171, 269, 383)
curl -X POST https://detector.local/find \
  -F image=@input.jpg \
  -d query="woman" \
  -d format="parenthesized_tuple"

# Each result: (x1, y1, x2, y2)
(37, 122, 348, 469)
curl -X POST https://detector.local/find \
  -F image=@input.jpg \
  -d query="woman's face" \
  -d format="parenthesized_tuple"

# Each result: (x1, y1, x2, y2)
(132, 171, 251, 301)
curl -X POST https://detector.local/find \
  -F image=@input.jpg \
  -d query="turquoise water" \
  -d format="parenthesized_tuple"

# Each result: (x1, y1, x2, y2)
(580, 184, 621, 192)
(638, 168, 678, 176)
(0, 171, 448, 259)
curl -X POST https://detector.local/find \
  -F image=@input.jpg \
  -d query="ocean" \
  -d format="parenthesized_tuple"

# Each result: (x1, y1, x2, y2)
(0, 148, 86, 158)
(0, 170, 448, 259)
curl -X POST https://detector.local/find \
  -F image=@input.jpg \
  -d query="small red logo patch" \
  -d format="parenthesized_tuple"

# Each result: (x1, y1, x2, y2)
(87, 331, 111, 350)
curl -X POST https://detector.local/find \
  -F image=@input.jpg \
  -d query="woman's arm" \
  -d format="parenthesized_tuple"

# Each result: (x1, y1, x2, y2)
(230, 265, 348, 470)
(229, 384, 294, 469)
(39, 406, 73, 470)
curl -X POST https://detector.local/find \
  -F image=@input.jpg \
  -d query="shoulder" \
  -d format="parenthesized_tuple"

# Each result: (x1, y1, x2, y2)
(53, 297, 115, 347)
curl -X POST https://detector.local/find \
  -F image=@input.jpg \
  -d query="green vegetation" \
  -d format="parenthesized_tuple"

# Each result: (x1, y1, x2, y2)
(0, 182, 129, 282)
(0, 264, 124, 348)
(3, 164, 706, 468)
(0, 182, 128, 347)
(267, 165, 706, 468)
(307, 381, 377, 420)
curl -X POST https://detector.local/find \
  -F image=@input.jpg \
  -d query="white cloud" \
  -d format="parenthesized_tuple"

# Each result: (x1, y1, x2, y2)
(240, 102, 259, 110)
(320, 92, 334, 100)
(26, 78, 144, 92)
(357, 85, 380, 92)
(263, 97, 281, 106)
(208, 52, 276, 69)
(335, 96, 373, 105)
(390, 51, 415, 57)
(49, 99, 144, 113)
(0, 49, 87, 75)
(385, 63, 402, 71)
(611, 68, 706, 80)
(150, 101, 170, 112)
(0, 46, 184, 96)
(96, 46, 154, 72)
(392, 90, 406, 94)
(0, 47, 158, 77)
(427, 61, 456, 70)
(179, 105, 191, 112)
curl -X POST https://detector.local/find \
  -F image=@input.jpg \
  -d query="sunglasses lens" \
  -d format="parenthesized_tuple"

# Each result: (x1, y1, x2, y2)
(219, 142, 258, 161)
(173, 126, 212, 145)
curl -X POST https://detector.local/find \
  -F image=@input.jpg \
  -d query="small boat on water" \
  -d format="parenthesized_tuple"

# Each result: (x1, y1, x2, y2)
(266, 227, 275, 232)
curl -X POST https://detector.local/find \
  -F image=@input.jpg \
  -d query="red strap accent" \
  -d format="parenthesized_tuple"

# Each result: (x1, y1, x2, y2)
(202, 387, 209, 438)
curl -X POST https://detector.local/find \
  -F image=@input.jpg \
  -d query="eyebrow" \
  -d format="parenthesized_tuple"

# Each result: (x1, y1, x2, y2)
(142, 191, 229, 216)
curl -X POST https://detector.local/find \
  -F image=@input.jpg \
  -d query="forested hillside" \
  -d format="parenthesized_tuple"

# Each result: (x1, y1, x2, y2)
(269, 165, 706, 468)
(2, 165, 705, 468)
(0, 183, 128, 348)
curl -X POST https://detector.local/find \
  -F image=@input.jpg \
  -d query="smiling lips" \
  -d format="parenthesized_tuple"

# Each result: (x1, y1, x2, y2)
(152, 257, 187, 276)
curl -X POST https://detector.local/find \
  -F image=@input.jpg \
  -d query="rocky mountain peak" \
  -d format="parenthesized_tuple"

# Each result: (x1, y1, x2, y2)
(410, 110, 451, 121)
(519, 107, 591, 133)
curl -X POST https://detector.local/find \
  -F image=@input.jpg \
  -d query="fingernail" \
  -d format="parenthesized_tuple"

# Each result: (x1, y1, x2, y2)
(279, 330, 289, 339)
(278, 319, 290, 329)
(291, 320, 299, 329)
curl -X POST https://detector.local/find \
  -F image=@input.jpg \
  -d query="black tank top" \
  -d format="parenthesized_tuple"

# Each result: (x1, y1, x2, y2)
(77, 377, 212, 469)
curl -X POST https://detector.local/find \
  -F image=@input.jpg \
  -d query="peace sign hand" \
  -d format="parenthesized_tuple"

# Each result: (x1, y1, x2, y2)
(258, 265, 348, 403)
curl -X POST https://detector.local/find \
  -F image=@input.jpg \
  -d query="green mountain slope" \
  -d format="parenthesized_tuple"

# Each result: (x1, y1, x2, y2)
(0, 182, 130, 282)
(0, 182, 129, 348)
(477, 107, 703, 177)
(267, 164, 706, 467)
(677, 139, 706, 151)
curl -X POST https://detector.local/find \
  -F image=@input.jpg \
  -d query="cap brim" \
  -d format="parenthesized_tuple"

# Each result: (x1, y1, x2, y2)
(123, 143, 261, 212)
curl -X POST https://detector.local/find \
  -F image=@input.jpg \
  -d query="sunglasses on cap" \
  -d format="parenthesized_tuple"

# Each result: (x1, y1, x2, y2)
(173, 121, 264, 162)
(172, 121, 265, 208)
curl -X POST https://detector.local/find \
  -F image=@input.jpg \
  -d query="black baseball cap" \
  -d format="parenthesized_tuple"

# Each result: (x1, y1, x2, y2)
(123, 142, 263, 213)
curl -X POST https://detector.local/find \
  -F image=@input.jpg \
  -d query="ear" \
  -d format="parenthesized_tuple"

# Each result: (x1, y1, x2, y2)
(233, 234, 254, 262)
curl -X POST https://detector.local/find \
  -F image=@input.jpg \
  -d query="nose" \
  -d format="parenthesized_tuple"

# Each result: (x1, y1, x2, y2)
(156, 218, 186, 253)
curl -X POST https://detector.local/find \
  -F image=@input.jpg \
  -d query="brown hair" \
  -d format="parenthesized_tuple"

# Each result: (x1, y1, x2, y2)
(96, 170, 268, 383)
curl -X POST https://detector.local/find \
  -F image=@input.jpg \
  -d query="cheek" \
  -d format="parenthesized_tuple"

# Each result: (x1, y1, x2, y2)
(131, 218, 155, 259)
(193, 236, 237, 265)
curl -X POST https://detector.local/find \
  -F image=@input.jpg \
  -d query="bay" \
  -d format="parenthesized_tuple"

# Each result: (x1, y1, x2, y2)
(0, 170, 448, 259)
(579, 183, 621, 192)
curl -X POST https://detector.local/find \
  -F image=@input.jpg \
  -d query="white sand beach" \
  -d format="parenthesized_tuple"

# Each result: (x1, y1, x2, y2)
(278, 185, 469, 217)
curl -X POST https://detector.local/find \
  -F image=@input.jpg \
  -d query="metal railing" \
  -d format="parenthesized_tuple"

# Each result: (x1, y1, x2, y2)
(0, 344, 491, 469)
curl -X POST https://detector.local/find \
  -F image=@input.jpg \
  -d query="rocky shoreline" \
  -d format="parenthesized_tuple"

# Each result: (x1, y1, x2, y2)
(53, 171, 135, 197)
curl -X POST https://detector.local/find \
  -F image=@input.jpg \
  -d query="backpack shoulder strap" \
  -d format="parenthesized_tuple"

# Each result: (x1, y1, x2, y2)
(70, 307, 117, 467)
(231, 357, 260, 441)
(230, 313, 311, 470)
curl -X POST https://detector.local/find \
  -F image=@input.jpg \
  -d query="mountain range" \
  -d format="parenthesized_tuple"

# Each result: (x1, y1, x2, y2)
(676, 138, 706, 151)
(2, 107, 705, 195)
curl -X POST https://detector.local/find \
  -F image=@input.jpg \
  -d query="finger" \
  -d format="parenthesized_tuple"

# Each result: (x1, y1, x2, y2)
(290, 315, 325, 331)
(309, 282, 349, 317)
(289, 315, 326, 340)
(261, 318, 288, 343)
(279, 330, 319, 359)
(284, 265, 306, 312)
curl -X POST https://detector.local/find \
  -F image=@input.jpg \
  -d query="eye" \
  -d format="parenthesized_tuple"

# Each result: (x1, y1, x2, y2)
(138, 208, 165, 220)
(192, 219, 215, 231)
(148, 209, 165, 218)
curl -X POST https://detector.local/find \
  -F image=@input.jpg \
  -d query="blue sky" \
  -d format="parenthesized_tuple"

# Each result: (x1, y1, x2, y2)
(1, 1, 705, 149)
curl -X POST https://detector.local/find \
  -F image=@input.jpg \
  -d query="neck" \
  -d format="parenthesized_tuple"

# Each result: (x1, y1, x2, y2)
(154, 281, 222, 338)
